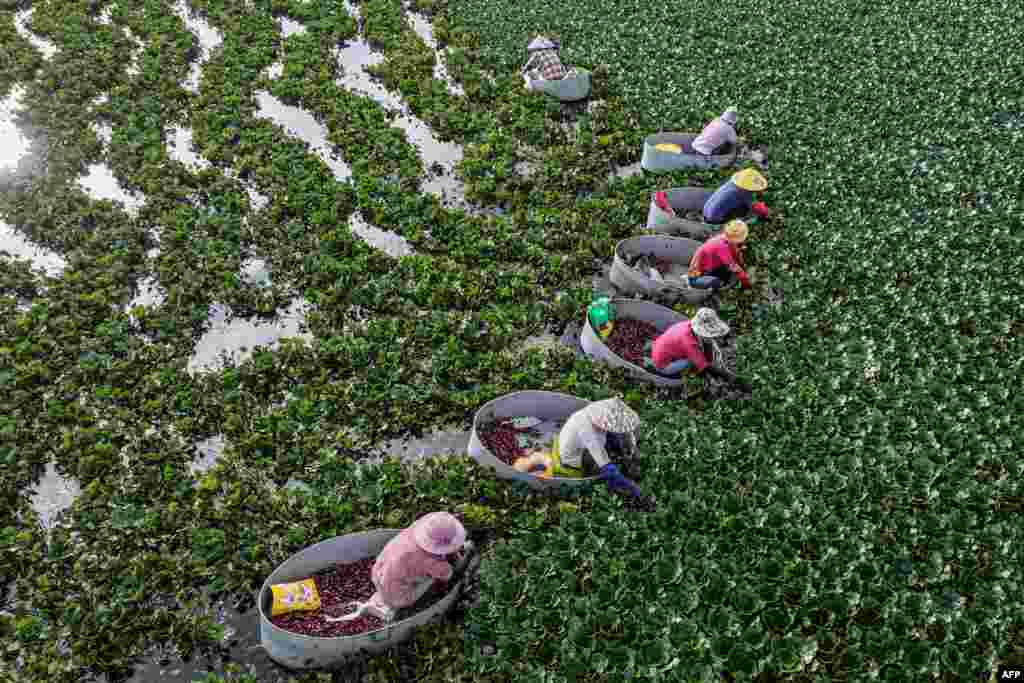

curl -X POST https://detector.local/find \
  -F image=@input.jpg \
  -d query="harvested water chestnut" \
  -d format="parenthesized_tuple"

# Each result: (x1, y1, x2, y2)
(604, 317, 660, 365)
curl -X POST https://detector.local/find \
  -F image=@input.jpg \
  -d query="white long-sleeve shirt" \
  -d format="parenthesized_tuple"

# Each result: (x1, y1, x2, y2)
(557, 410, 611, 470)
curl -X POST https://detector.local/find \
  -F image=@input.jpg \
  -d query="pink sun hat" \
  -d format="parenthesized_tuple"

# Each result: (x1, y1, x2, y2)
(411, 512, 467, 556)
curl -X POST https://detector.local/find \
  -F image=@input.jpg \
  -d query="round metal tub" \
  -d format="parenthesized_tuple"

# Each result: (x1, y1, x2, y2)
(258, 529, 465, 670)
(525, 68, 591, 102)
(579, 298, 690, 390)
(641, 132, 739, 172)
(609, 235, 714, 305)
(645, 187, 724, 241)
(468, 391, 600, 492)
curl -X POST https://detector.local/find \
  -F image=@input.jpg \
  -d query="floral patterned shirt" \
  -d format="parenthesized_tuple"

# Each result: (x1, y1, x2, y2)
(372, 528, 453, 608)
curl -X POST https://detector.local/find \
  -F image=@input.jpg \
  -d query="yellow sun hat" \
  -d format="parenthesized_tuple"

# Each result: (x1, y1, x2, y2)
(733, 168, 768, 192)
(723, 219, 749, 244)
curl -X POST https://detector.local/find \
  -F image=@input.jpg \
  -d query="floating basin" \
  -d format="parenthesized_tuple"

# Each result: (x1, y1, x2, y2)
(640, 132, 738, 172)
(258, 529, 465, 670)
(646, 187, 756, 240)
(579, 298, 690, 390)
(468, 391, 600, 492)
(645, 187, 724, 240)
(524, 69, 591, 102)
(609, 235, 715, 305)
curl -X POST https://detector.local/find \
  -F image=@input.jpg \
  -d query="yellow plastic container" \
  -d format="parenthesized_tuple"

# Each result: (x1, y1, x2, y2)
(654, 143, 683, 154)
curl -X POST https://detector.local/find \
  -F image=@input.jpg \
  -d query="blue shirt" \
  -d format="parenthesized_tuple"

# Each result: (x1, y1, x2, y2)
(702, 179, 754, 224)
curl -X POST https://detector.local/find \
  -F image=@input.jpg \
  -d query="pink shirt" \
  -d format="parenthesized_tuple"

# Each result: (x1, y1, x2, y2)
(372, 528, 453, 608)
(650, 320, 709, 371)
(692, 117, 737, 155)
(688, 235, 744, 277)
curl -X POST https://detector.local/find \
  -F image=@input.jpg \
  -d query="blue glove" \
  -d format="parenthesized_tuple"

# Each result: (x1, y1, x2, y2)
(598, 464, 643, 499)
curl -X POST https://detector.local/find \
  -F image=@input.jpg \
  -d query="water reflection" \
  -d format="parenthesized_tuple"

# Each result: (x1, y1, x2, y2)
(173, 0, 224, 93)
(126, 275, 166, 311)
(253, 91, 353, 182)
(190, 434, 226, 476)
(347, 210, 415, 259)
(123, 26, 146, 78)
(77, 164, 146, 217)
(0, 220, 68, 277)
(277, 16, 306, 38)
(404, 8, 464, 97)
(0, 86, 31, 171)
(187, 299, 313, 374)
(14, 9, 58, 61)
(333, 34, 469, 209)
(165, 125, 270, 211)
(29, 461, 82, 530)
(166, 125, 210, 172)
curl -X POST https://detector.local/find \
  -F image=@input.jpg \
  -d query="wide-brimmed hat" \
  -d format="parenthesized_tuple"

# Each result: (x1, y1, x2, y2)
(691, 308, 730, 339)
(723, 219, 749, 244)
(733, 168, 768, 192)
(585, 397, 641, 433)
(412, 512, 467, 556)
(527, 36, 559, 51)
(721, 107, 738, 125)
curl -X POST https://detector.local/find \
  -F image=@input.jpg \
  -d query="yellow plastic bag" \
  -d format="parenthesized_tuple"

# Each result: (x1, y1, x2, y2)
(270, 578, 321, 617)
(654, 143, 683, 154)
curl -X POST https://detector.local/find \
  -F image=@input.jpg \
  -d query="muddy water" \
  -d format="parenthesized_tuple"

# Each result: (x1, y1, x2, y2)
(0, 220, 68, 277)
(362, 426, 473, 466)
(173, 0, 224, 94)
(253, 91, 353, 182)
(14, 9, 58, 61)
(187, 299, 314, 374)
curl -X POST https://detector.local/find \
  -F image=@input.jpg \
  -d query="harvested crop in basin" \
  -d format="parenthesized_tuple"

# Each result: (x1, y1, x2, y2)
(478, 419, 527, 465)
(269, 558, 450, 637)
(604, 318, 660, 365)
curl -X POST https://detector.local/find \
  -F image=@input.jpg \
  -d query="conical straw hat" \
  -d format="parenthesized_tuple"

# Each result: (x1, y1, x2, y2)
(733, 168, 767, 192)
(585, 397, 640, 433)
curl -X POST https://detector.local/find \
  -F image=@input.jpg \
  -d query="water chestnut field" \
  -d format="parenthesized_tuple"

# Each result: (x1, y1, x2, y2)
(1, 0, 1022, 680)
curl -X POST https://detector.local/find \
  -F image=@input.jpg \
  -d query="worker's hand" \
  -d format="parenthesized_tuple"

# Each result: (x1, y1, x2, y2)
(599, 464, 643, 499)
(752, 202, 770, 218)
(738, 271, 752, 288)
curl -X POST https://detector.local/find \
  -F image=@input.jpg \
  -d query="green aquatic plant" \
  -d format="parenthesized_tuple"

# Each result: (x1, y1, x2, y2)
(1, 0, 1023, 680)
